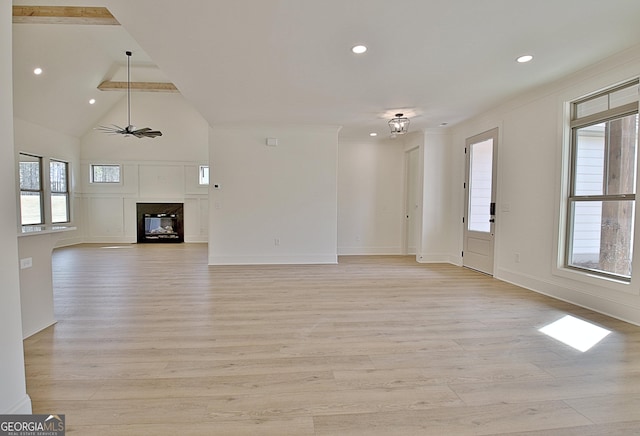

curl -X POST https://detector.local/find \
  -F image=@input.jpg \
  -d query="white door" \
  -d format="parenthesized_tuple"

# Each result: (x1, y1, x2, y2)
(463, 128, 498, 275)
(405, 147, 420, 254)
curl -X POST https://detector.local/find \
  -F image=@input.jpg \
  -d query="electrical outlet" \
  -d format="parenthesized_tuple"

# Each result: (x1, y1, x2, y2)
(274, 238, 280, 246)
(514, 253, 520, 263)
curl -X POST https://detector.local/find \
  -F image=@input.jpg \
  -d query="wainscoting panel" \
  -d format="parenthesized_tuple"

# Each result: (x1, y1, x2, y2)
(87, 197, 125, 241)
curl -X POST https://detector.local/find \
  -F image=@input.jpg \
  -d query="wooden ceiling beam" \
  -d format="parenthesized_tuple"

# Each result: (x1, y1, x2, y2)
(13, 6, 120, 25)
(98, 81, 179, 93)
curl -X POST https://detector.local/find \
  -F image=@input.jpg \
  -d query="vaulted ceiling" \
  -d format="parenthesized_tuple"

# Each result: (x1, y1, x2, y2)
(12, 0, 640, 139)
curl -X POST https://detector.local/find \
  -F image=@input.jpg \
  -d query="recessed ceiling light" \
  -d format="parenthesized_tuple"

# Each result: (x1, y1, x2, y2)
(89, 98, 96, 105)
(352, 45, 367, 54)
(33, 67, 43, 75)
(439, 122, 448, 127)
(369, 132, 377, 137)
(516, 55, 533, 63)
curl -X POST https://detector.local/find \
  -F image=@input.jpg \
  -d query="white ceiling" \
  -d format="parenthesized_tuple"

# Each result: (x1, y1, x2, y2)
(12, 0, 640, 139)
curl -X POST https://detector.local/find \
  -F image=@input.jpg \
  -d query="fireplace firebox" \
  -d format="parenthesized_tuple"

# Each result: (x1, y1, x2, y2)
(136, 203, 184, 243)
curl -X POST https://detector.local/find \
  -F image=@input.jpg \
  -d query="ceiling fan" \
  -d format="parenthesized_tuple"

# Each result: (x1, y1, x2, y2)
(97, 51, 162, 138)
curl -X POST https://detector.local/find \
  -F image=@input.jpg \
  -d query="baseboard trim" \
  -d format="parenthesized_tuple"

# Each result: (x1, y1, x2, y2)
(416, 253, 457, 263)
(497, 267, 640, 327)
(4, 394, 32, 414)
(209, 254, 338, 265)
(338, 247, 403, 255)
(23, 319, 57, 340)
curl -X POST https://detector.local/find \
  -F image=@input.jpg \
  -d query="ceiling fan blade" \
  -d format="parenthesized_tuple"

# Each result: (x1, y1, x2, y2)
(114, 122, 162, 138)
(128, 127, 162, 138)
(96, 124, 125, 134)
(96, 124, 124, 130)
(140, 130, 163, 138)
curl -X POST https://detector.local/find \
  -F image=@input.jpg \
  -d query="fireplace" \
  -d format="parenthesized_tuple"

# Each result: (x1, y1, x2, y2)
(137, 203, 184, 243)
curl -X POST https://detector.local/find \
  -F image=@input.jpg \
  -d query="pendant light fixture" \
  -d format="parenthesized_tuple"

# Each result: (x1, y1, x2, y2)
(389, 113, 410, 135)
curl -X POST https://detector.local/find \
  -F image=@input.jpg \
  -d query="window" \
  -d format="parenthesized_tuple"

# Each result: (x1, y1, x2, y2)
(91, 164, 121, 183)
(467, 138, 494, 232)
(566, 80, 639, 280)
(50, 160, 69, 223)
(18, 154, 73, 226)
(199, 165, 209, 185)
(19, 153, 43, 225)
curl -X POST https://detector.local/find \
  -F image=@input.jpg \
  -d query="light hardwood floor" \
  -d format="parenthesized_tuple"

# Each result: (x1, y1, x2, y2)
(23, 244, 640, 435)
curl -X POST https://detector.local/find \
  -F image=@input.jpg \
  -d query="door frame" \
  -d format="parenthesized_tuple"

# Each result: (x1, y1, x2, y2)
(403, 146, 421, 255)
(463, 127, 499, 275)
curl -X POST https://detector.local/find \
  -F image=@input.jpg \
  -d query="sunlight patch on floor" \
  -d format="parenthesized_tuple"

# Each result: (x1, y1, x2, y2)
(539, 315, 611, 352)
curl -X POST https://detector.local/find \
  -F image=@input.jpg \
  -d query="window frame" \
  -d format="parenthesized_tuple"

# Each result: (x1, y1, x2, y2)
(19, 153, 44, 226)
(50, 159, 70, 224)
(90, 163, 122, 184)
(564, 79, 639, 282)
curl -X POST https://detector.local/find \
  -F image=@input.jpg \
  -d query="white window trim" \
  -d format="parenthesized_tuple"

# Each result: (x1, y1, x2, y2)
(18, 152, 75, 227)
(50, 158, 70, 224)
(18, 152, 44, 226)
(89, 163, 122, 184)
(552, 81, 640, 296)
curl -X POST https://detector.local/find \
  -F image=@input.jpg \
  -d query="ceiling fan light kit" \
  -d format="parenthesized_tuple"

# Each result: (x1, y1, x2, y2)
(97, 51, 163, 138)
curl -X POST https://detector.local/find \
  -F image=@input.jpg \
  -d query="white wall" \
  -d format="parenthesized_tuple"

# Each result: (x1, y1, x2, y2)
(419, 129, 455, 263)
(0, 2, 31, 414)
(450, 44, 640, 325)
(209, 124, 339, 264)
(17, 232, 63, 338)
(338, 135, 406, 254)
(79, 92, 209, 243)
(82, 93, 207, 162)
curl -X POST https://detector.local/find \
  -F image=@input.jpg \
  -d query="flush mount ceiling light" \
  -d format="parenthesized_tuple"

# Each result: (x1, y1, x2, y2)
(516, 54, 533, 63)
(352, 45, 367, 54)
(389, 113, 410, 135)
(33, 67, 43, 75)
